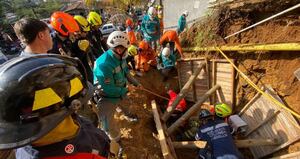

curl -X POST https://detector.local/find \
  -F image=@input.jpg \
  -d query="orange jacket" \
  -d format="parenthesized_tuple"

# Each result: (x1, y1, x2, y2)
(159, 30, 183, 57)
(135, 48, 156, 71)
(126, 27, 137, 45)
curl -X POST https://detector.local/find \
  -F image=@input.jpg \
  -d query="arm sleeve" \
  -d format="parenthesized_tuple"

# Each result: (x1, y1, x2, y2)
(174, 36, 183, 57)
(141, 17, 147, 34)
(94, 64, 128, 97)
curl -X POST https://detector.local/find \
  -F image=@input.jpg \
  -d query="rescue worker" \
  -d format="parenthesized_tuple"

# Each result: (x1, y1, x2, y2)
(48, 11, 79, 56)
(93, 31, 141, 143)
(73, 15, 94, 83)
(160, 30, 184, 58)
(157, 47, 177, 81)
(177, 11, 189, 34)
(136, 40, 157, 72)
(195, 103, 243, 159)
(87, 11, 107, 58)
(127, 45, 138, 70)
(141, 7, 160, 52)
(0, 54, 110, 159)
(126, 18, 137, 45)
(166, 89, 187, 122)
(13, 18, 53, 56)
(157, 5, 164, 36)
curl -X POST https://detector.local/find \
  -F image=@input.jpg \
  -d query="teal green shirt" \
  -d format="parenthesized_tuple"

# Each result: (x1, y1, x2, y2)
(93, 49, 129, 102)
(178, 15, 186, 32)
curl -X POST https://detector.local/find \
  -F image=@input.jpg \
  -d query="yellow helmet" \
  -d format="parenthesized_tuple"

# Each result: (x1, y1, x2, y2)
(87, 11, 102, 26)
(78, 39, 90, 52)
(215, 103, 232, 118)
(74, 15, 90, 32)
(128, 45, 137, 56)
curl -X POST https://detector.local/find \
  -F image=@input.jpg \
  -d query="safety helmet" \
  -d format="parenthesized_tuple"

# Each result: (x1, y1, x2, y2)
(50, 11, 80, 37)
(162, 47, 171, 57)
(199, 109, 213, 119)
(107, 31, 130, 48)
(74, 15, 90, 32)
(138, 40, 149, 50)
(158, 5, 162, 10)
(0, 54, 90, 149)
(126, 18, 133, 27)
(87, 11, 102, 26)
(183, 10, 189, 16)
(78, 39, 90, 52)
(148, 7, 157, 17)
(215, 103, 232, 118)
(128, 45, 137, 56)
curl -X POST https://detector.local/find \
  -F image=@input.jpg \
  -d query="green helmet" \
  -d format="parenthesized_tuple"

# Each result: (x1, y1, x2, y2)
(87, 11, 102, 26)
(215, 103, 232, 118)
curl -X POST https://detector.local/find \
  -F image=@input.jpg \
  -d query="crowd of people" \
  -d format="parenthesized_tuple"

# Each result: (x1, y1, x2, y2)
(0, 3, 243, 159)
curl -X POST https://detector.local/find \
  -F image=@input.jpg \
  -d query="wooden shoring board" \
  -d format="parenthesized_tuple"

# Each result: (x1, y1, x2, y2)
(193, 60, 210, 103)
(177, 58, 236, 107)
(152, 100, 177, 159)
(240, 86, 300, 158)
(177, 60, 194, 101)
(214, 59, 236, 107)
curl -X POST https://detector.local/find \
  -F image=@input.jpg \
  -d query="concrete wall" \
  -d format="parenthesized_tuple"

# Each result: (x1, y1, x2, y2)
(163, 0, 210, 30)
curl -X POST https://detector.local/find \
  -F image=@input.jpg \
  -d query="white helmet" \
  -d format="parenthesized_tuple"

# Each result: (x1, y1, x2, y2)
(148, 7, 157, 17)
(162, 47, 171, 57)
(107, 31, 130, 48)
(183, 10, 189, 16)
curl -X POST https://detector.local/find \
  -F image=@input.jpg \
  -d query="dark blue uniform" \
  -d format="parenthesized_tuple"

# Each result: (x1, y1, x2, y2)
(195, 119, 243, 159)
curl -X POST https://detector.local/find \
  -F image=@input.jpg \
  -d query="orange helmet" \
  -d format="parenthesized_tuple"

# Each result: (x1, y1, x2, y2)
(138, 41, 149, 50)
(126, 18, 133, 27)
(50, 11, 80, 37)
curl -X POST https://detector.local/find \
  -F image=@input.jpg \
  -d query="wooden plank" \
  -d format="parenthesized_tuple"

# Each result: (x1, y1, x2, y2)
(216, 87, 226, 103)
(205, 58, 212, 104)
(216, 73, 232, 79)
(173, 139, 279, 149)
(270, 151, 300, 159)
(173, 141, 207, 149)
(239, 92, 262, 116)
(191, 61, 197, 102)
(231, 59, 236, 108)
(246, 110, 281, 136)
(215, 67, 233, 73)
(212, 60, 217, 104)
(151, 100, 176, 159)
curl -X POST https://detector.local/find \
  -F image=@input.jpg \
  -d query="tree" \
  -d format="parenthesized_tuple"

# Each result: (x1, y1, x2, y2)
(12, 0, 63, 19)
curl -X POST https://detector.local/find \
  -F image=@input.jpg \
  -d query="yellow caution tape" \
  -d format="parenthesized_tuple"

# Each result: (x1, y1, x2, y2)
(183, 43, 300, 52)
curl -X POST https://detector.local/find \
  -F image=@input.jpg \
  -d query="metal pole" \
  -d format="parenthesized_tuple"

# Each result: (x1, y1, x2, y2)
(224, 3, 300, 39)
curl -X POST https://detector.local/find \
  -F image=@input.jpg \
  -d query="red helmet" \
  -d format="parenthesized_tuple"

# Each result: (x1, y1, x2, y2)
(138, 41, 149, 50)
(51, 11, 80, 36)
(126, 18, 133, 27)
